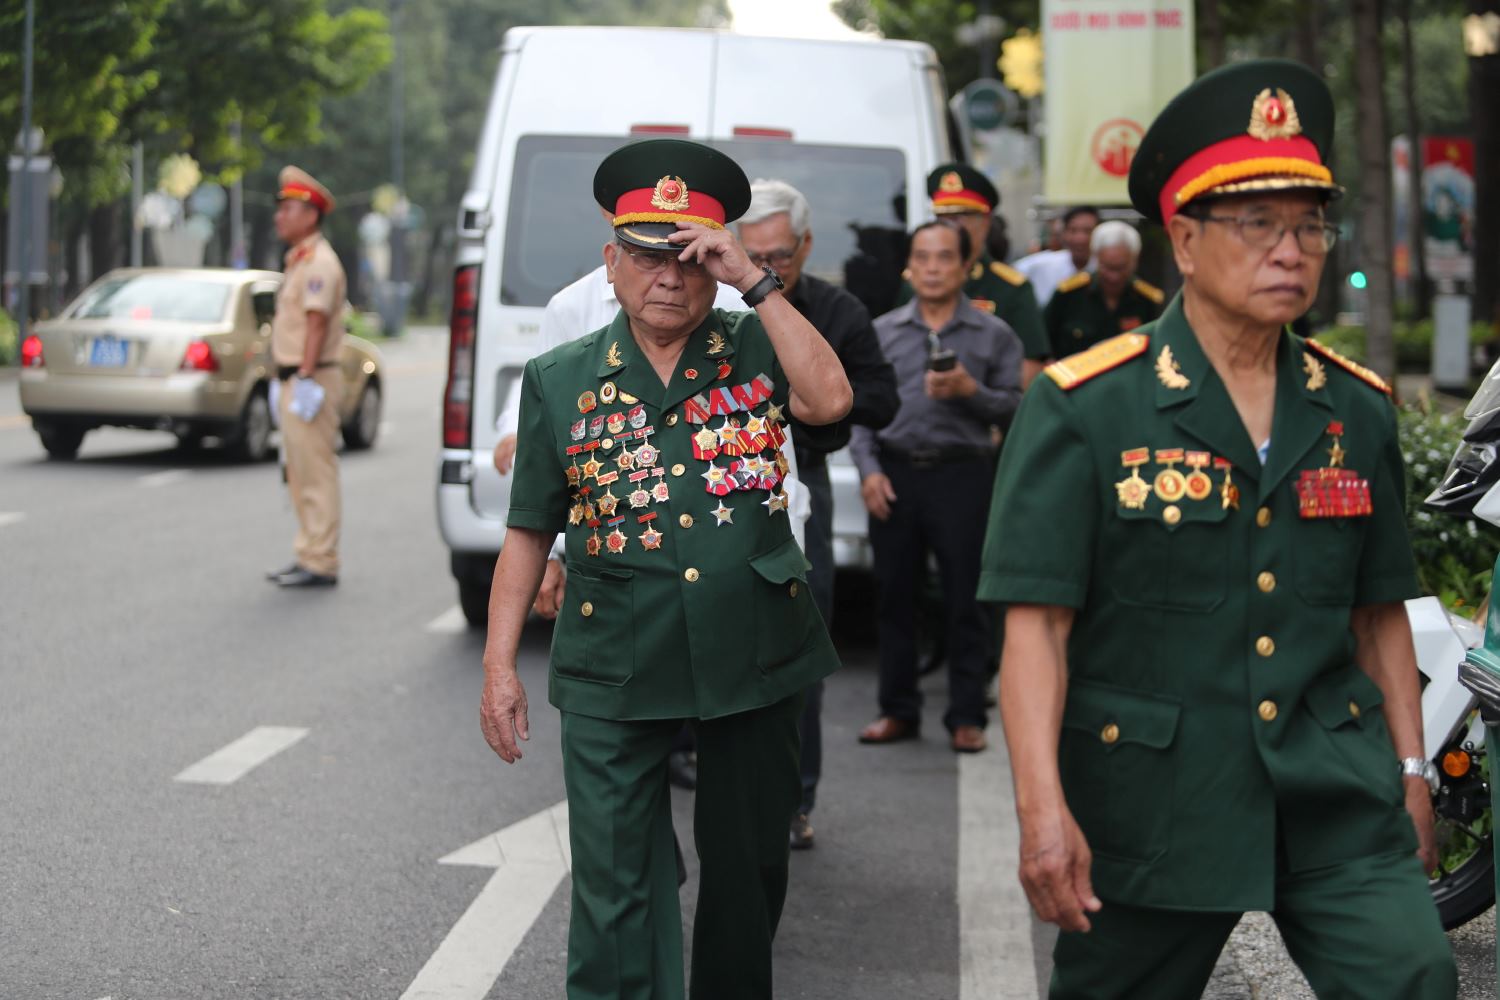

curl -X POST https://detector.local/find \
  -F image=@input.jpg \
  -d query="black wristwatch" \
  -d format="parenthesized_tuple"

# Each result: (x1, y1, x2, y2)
(741, 265, 784, 308)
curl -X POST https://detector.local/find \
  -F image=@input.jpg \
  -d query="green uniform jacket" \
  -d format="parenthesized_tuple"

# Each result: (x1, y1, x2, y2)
(977, 295, 1420, 911)
(1043, 273, 1164, 358)
(508, 308, 840, 723)
(896, 253, 1049, 360)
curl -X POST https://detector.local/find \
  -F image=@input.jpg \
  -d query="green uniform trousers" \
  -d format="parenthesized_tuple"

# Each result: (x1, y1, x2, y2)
(1050, 849, 1456, 999)
(560, 693, 804, 1000)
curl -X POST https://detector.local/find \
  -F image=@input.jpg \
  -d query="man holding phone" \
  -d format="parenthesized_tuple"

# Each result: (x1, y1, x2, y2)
(849, 221, 1023, 753)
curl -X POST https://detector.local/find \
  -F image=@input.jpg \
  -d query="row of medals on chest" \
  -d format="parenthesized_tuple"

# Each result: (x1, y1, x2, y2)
(1115, 424, 1370, 524)
(565, 385, 793, 557)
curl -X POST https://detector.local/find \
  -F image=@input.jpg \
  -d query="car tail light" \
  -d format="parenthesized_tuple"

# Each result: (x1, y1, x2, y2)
(444, 264, 479, 449)
(181, 340, 219, 372)
(20, 334, 43, 368)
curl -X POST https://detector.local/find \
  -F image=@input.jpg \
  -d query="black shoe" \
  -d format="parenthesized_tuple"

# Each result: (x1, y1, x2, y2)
(265, 561, 299, 581)
(790, 813, 815, 850)
(667, 750, 697, 791)
(275, 566, 338, 588)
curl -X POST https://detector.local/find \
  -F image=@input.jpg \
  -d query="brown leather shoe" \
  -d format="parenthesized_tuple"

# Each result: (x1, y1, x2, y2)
(951, 725, 987, 753)
(858, 716, 920, 744)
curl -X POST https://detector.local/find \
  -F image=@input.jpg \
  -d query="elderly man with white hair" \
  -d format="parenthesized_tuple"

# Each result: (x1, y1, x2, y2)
(737, 178, 900, 850)
(1043, 220, 1164, 358)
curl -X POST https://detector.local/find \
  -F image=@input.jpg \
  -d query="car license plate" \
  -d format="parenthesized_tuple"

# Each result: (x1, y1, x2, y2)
(89, 336, 130, 368)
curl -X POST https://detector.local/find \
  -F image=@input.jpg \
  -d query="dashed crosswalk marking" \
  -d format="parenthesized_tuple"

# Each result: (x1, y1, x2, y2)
(139, 469, 191, 488)
(425, 606, 469, 634)
(173, 726, 310, 785)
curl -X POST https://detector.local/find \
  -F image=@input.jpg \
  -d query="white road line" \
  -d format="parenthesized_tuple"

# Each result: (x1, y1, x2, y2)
(402, 802, 570, 1000)
(425, 606, 469, 634)
(173, 726, 310, 785)
(139, 469, 190, 488)
(959, 735, 1039, 999)
(0, 511, 26, 528)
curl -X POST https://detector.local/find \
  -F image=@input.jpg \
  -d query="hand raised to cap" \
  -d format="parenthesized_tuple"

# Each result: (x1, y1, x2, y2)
(668, 222, 764, 293)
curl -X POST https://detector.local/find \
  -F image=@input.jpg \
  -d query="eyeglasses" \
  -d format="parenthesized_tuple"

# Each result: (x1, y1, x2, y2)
(618, 245, 709, 277)
(745, 235, 803, 269)
(1198, 214, 1339, 254)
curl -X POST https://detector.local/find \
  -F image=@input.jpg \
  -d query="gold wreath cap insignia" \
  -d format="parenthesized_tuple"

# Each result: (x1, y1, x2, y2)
(939, 171, 964, 193)
(1248, 88, 1303, 142)
(650, 175, 691, 212)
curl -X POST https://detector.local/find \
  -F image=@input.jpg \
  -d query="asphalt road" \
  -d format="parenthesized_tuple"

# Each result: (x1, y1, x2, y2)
(0, 328, 1493, 1000)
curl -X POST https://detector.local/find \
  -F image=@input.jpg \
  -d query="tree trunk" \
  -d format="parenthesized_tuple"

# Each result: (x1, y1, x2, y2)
(88, 202, 124, 281)
(1472, 0, 1500, 337)
(1401, 0, 1430, 320)
(1353, 0, 1397, 380)
(1293, 4, 1320, 69)
(1198, 0, 1226, 70)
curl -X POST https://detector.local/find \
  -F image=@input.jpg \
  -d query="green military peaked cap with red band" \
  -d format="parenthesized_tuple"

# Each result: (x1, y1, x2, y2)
(594, 139, 752, 250)
(1128, 59, 1340, 225)
(926, 163, 999, 215)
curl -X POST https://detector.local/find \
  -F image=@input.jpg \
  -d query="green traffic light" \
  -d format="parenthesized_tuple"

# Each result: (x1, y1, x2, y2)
(1349, 271, 1368, 290)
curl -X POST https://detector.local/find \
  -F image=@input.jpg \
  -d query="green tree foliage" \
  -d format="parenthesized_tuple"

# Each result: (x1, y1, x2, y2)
(835, 0, 1035, 94)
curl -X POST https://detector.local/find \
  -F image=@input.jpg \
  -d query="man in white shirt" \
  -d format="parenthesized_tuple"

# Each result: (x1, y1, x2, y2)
(1014, 205, 1100, 307)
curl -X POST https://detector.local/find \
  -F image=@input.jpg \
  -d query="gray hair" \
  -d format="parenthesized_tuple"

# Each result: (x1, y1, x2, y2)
(1091, 220, 1141, 256)
(742, 179, 811, 237)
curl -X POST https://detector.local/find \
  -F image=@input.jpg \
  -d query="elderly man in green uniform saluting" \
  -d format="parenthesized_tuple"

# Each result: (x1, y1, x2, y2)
(979, 60, 1457, 998)
(478, 139, 850, 1000)
(896, 163, 1050, 387)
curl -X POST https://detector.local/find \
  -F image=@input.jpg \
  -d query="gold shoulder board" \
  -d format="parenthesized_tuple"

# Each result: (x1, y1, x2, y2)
(1304, 338, 1392, 395)
(1044, 333, 1151, 390)
(1132, 277, 1164, 305)
(989, 260, 1027, 287)
(1056, 271, 1092, 295)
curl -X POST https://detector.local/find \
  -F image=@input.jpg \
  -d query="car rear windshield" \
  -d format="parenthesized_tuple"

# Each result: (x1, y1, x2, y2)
(501, 135, 908, 310)
(67, 275, 231, 323)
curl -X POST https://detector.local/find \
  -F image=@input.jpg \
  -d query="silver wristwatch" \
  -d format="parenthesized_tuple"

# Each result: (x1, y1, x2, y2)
(1399, 756, 1440, 794)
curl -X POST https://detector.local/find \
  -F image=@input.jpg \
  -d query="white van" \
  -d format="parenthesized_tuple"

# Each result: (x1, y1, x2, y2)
(437, 25, 954, 623)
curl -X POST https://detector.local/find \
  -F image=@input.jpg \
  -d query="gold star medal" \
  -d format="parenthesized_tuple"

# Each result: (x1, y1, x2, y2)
(711, 500, 734, 526)
(597, 489, 619, 516)
(1213, 457, 1240, 511)
(762, 489, 789, 515)
(581, 457, 603, 480)
(605, 526, 629, 554)
(1325, 420, 1346, 468)
(628, 488, 652, 509)
(614, 445, 636, 471)
(1115, 448, 1151, 510)
(585, 531, 603, 557)
(1153, 449, 1188, 502)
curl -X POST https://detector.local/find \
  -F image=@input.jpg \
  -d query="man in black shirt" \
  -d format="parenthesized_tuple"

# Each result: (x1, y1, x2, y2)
(739, 179, 900, 850)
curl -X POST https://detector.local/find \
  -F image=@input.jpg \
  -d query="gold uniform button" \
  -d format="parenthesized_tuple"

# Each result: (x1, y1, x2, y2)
(1348, 700, 1361, 719)
(1255, 635, 1275, 657)
(1100, 723, 1120, 745)
(1257, 571, 1276, 593)
(684, 567, 700, 583)
(1162, 504, 1182, 525)
(671, 464, 686, 477)
(580, 602, 594, 617)
(1258, 700, 1278, 722)
(679, 514, 694, 529)
(789, 582, 799, 598)
(1256, 507, 1272, 528)
(666, 413, 679, 426)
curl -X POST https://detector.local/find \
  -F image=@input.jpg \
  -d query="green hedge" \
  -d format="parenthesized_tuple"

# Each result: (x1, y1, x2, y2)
(1314, 320, 1491, 371)
(1399, 402, 1500, 615)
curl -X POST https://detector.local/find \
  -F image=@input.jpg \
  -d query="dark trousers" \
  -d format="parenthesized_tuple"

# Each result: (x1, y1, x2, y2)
(868, 455, 993, 732)
(561, 694, 805, 1000)
(796, 460, 835, 815)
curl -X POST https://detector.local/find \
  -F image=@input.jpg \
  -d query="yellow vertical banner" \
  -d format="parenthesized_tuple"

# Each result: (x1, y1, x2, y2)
(1042, 0, 1196, 204)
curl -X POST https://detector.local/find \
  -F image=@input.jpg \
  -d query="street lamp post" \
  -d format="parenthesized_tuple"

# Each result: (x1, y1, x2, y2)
(17, 0, 34, 339)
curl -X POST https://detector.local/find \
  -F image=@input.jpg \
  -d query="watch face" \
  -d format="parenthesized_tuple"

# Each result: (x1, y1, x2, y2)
(763, 265, 784, 289)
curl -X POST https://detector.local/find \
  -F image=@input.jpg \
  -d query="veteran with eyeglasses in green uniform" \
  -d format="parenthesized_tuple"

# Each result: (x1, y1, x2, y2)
(478, 138, 850, 1000)
(979, 60, 1458, 998)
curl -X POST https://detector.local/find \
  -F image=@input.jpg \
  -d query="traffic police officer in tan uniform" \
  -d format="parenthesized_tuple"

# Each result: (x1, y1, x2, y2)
(979, 60, 1457, 997)
(268, 166, 347, 587)
(478, 139, 850, 1000)
(896, 164, 1050, 386)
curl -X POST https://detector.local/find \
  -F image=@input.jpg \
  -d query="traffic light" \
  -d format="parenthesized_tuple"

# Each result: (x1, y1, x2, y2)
(999, 29, 1044, 99)
(1349, 271, 1368, 290)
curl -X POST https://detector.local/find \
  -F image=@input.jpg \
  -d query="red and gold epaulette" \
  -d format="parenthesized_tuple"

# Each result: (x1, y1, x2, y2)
(1132, 277, 1164, 305)
(989, 260, 1027, 287)
(1056, 271, 1092, 295)
(1044, 333, 1150, 390)
(1304, 338, 1391, 395)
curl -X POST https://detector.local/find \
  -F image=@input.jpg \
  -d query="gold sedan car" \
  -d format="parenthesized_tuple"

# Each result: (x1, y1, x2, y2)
(18, 267, 383, 461)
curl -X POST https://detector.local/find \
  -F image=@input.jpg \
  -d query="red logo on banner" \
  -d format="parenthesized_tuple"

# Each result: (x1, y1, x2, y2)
(1091, 118, 1145, 178)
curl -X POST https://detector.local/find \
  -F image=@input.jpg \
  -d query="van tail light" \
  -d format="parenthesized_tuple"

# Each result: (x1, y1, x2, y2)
(20, 334, 43, 368)
(444, 264, 480, 449)
(732, 126, 794, 140)
(181, 339, 219, 372)
(630, 124, 691, 135)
